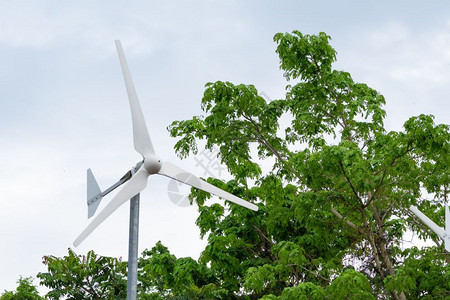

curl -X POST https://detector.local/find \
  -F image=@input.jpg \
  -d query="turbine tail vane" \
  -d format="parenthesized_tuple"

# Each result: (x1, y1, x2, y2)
(74, 166, 150, 247)
(87, 169, 102, 218)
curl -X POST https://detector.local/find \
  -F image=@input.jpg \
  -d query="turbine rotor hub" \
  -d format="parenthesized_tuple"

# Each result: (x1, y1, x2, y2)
(144, 155, 162, 174)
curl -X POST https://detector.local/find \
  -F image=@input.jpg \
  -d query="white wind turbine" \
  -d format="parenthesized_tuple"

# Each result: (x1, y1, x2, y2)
(74, 41, 258, 300)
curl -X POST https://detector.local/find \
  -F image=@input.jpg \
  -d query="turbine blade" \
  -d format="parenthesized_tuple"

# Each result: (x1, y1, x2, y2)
(409, 205, 445, 240)
(158, 161, 258, 211)
(115, 40, 155, 157)
(74, 167, 150, 247)
(446, 202, 450, 252)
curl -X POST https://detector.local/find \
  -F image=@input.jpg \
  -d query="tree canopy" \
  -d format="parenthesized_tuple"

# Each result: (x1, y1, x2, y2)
(37, 248, 127, 299)
(164, 30, 449, 299)
(11, 30, 448, 299)
(0, 277, 43, 300)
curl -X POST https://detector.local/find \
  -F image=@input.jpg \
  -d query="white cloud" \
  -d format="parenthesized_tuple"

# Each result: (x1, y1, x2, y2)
(362, 21, 450, 85)
(368, 22, 410, 48)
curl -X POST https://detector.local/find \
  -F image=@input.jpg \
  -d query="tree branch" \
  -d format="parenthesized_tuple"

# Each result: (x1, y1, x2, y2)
(330, 206, 363, 235)
(338, 161, 363, 205)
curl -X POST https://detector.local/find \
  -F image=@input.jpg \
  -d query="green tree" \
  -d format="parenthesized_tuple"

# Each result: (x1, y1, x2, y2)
(0, 277, 43, 300)
(326, 269, 375, 299)
(37, 30, 449, 299)
(138, 241, 229, 299)
(384, 246, 450, 299)
(165, 30, 449, 299)
(37, 248, 127, 299)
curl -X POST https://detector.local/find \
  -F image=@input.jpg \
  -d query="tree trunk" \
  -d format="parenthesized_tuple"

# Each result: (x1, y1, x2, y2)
(369, 203, 407, 300)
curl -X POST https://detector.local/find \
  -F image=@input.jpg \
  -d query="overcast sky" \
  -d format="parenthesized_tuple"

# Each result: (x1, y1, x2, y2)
(1, 0, 449, 292)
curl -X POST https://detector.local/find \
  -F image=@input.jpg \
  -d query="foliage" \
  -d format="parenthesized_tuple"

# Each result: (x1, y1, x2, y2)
(259, 269, 375, 300)
(0, 277, 43, 300)
(260, 282, 325, 300)
(166, 30, 449, 299)
(384, 246, 450, 299)
(138, 241, 229, 299)
(326, 269, 375, 299)
(37, 248, 127, 299)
